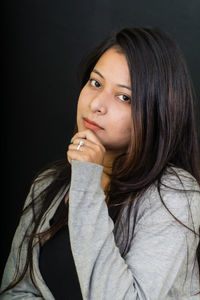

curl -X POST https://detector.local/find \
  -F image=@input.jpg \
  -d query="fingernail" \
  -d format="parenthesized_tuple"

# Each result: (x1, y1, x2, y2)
(70, 137, 73, 143)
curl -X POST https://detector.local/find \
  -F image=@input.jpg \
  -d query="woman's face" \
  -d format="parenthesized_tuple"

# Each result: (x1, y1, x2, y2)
(77, 47, 132, 152)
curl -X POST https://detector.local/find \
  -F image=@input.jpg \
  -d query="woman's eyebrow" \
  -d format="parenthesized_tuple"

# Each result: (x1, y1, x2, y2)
(92, 69, 132, 91)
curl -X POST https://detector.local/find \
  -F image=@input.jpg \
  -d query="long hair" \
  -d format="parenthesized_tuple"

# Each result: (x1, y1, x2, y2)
(2, 26, 200, 294)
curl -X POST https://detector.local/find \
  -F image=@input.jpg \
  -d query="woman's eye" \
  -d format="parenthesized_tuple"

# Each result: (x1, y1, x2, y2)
(118, 94, 131, 103)
(90, 79, 101, 88)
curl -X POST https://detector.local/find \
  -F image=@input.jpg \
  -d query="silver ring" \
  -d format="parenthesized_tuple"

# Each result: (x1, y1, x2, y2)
(76, 140, 84, 150)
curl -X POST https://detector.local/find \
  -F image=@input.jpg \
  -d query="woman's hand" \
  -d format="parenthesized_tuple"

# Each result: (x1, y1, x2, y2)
(67, 129, 106, 166)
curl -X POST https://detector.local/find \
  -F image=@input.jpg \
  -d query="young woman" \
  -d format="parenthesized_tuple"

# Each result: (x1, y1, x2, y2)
(1, 27, 200, 299)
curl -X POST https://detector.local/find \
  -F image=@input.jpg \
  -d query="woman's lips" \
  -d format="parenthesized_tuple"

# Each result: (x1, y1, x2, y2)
(83, 118, 104, 131)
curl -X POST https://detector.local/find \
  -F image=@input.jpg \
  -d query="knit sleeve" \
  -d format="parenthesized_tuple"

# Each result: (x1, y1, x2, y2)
(68, 160, 200, 300)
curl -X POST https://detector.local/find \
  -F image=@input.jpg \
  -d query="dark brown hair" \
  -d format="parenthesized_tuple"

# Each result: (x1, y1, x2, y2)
(2, 26, 200, 294)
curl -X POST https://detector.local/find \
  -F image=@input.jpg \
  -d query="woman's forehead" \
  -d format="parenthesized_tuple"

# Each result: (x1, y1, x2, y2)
(93, 48, 131, 86)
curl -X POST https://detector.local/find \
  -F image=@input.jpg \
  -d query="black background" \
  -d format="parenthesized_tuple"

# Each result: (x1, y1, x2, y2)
(2, 0, 200, 286)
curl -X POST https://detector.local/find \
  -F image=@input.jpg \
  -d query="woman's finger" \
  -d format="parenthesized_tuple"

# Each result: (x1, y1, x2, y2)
(67, 140, 105, 165)
(71, 137, 99, 149)
(71, 129, 103, 147)
(68, 141, 93, 152)
(68, 129, 106, 165)
(67, 148, 89, 165)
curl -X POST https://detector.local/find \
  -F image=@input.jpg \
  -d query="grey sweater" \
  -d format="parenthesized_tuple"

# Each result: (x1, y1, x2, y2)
(1, 160, 200, 299)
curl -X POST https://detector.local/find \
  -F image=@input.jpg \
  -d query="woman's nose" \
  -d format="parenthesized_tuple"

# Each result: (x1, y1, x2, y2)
(89, 92, 108, 114)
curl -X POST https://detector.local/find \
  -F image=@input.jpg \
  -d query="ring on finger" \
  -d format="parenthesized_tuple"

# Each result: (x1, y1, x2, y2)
(76, 140, 84, 150)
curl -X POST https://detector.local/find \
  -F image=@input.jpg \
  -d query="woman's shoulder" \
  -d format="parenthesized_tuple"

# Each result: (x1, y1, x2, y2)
(23, 168, 57, 209)
(33, 168, 56, 190)
(134, 166, 200, 230)
(147, 165, 200, 203)
(160, 166, 200, 191)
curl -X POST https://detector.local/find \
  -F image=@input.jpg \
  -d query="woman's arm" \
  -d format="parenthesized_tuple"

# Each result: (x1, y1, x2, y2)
(1, 175, 55, 300)
(68, 160, 200, 300)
